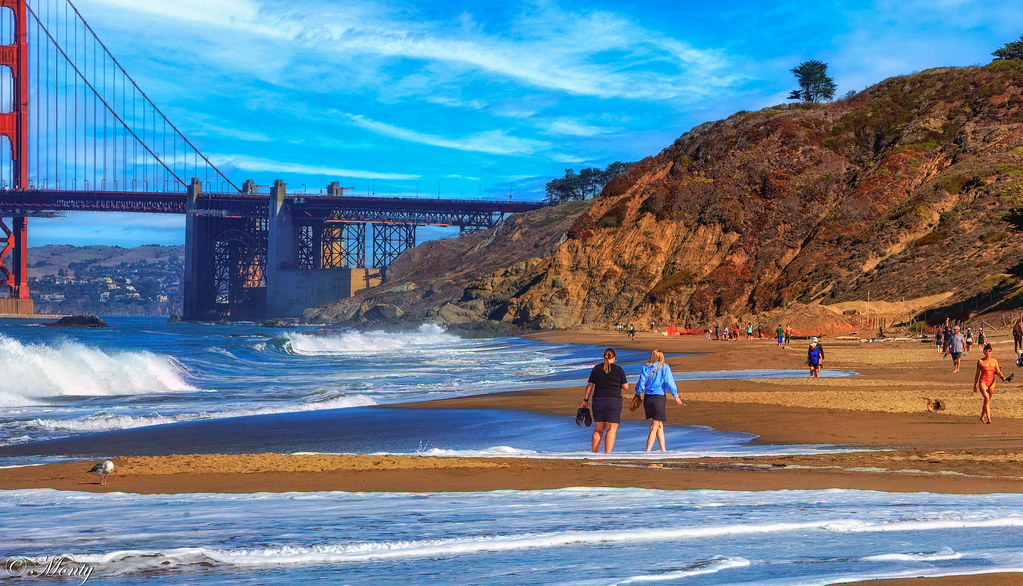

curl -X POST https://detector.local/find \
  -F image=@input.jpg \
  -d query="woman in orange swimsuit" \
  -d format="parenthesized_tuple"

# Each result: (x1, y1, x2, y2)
(974, 343, 1005, 424)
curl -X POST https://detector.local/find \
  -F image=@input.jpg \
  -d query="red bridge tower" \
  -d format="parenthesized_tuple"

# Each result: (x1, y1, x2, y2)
(0, 0, 31, 313)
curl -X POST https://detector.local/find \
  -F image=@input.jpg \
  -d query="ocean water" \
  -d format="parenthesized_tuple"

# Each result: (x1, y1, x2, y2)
(3, 488, 1023, 584)
(0, 317, 611, 446)
(2, 317, 1019, 583)
(0, 317, 852, 456)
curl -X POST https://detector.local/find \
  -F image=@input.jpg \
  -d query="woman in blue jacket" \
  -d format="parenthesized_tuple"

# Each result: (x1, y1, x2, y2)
(635, 349, 682, 452)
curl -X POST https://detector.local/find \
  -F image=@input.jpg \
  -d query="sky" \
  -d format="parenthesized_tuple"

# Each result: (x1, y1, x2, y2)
(21, 0, 1023, 246)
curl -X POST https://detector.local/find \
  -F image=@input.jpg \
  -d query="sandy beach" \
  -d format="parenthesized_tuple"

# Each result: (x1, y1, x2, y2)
(4, 329, 1023, 496)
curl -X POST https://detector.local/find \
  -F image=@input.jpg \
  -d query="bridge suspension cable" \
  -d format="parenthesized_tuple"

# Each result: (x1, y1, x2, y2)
(0, 0, 238, 193)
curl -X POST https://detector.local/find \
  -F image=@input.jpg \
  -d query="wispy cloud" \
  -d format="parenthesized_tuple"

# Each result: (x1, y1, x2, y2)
(544, 118, 608, 137)
(339, 113, 550, 156)
(213, 154, 420, 180)
(82, 0, 739, 102)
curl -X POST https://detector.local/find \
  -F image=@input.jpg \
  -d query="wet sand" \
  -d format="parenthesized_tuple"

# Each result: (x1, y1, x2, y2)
(4, 330, 1023, 496)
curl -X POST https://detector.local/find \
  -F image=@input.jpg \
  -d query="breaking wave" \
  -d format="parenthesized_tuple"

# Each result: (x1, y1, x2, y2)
(271, 324, 458, 356)
(0, 334, 194, 406)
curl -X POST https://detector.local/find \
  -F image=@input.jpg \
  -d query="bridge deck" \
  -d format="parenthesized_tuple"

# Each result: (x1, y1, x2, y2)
(0, 190, 545, 226)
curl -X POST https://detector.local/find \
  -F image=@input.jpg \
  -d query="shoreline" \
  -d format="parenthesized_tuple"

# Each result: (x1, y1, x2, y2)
(3, 330, 1023, 496)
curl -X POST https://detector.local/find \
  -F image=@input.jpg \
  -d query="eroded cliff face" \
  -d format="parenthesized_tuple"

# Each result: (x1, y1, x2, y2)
(302, 200, 593, 328)
(309, 63, 1023, 329)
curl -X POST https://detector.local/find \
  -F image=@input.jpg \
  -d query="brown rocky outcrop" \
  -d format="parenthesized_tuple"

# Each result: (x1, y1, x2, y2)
(308, 63, 1023, 330)
(303, 201, 592, 328)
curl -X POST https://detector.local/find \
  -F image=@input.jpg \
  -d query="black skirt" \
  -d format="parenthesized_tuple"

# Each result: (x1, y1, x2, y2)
(643, 394, 667, 422)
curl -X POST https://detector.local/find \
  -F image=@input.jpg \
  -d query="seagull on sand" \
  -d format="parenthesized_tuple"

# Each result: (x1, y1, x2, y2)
(87, 460, 115, 485)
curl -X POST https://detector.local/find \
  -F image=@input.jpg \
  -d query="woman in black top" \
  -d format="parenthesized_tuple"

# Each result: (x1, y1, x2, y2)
(580, 348, 629, 453)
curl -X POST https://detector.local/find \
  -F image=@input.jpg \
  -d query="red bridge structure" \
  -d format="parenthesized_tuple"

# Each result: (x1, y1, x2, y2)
(0, 0, 544, 319)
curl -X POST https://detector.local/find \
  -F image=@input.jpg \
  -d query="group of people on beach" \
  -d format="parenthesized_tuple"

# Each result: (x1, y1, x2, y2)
(706, 323, 766, 341)
(578, 348, 681, 453)
(775, 324, 794, 346)
(614, 322, 638, 340)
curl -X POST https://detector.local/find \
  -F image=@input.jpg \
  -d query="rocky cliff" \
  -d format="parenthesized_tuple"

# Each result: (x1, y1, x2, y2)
(307, 62, 1023, 330)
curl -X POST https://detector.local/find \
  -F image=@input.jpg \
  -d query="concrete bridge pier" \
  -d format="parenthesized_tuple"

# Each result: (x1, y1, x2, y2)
(184, 177, 219, 319)
(266, 180, 380, 319)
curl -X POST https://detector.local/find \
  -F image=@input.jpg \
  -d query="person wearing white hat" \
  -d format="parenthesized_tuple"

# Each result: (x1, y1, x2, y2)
(807, 337, 824, 378)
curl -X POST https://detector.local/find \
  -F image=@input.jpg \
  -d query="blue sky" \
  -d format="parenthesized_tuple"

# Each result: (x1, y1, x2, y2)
(26, 0, 1023, 246)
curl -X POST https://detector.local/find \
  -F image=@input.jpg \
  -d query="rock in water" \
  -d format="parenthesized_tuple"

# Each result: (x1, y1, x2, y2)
(45, 315, 107, 328)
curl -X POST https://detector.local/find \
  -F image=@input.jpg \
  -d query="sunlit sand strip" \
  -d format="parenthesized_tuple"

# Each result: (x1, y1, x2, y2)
(682, 389, 1023, 418)
(114, 453, 509, 476)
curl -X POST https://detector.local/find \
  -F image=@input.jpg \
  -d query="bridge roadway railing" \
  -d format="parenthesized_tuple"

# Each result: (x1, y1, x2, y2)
(0, 189, 545, 228)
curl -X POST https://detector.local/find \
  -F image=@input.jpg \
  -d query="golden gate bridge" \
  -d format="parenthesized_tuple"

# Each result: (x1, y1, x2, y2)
(0, 0, 543, 319)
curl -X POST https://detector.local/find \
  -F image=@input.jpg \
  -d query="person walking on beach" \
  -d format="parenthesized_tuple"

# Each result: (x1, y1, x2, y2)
(784, 324, 793, 346)
(949, 327, 966, 373)
(935, 326, 943, 354)
(977, 327, 986, 348)
(635, 349, 682, 452)
(807, 337, 824, 378)
(974, 343, 1008, 424)
(628, 324, 636, 340)
(965, 327, 973, 356)
(1014, 319, 1023, 355)
(942, 322, 952, 358)
(746, 323, 753, 339)
(580, 348, 629, 452)
(776, 324, 784, 347)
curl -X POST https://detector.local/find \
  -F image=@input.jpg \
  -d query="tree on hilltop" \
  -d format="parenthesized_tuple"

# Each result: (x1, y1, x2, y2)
(788, 60, 837, 103)
(993, 35, 1023, 60)
(544, 161, 634, 204)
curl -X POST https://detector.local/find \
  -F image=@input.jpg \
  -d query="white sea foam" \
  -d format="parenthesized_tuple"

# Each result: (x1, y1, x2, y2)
(41, 514, 1006, 572)
(58, 522, 866, 571)
(0, 334, 195, 406)
(276, 324, 457, 356)
(414, 445, 855, 459)
(834, 517, 1023, 532)
(54, 518, 1022, 578)
(26, 395, 377, 433)
(862, 547, 962, 562)
(616, 557, 751, 583)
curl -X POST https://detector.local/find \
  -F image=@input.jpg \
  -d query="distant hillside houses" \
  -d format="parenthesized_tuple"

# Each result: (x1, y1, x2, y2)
(26, 244, 184, 316)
